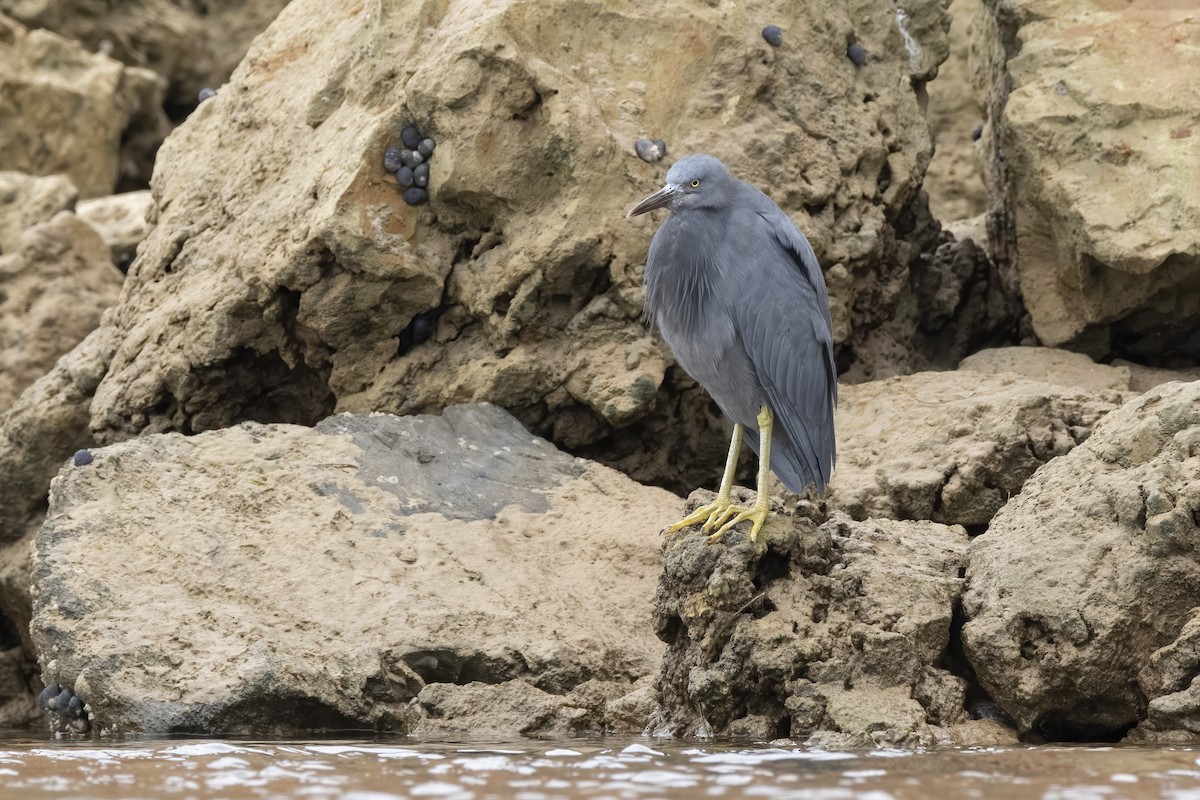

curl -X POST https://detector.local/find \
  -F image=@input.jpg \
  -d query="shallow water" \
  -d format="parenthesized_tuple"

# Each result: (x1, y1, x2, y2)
(1, 734, 1199, 799)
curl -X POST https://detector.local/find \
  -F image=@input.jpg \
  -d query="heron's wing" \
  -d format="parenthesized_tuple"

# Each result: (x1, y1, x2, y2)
(737, 209, 837, 491)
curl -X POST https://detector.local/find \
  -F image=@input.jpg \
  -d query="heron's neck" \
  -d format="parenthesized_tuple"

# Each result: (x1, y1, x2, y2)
(644, 218, 723, 336)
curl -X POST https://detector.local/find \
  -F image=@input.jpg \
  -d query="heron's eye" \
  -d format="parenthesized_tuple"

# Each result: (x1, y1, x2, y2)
(690, 179, 700, 188)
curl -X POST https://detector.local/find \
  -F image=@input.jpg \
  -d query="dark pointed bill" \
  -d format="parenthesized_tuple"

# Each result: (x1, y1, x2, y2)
(626, 184, 676, 217)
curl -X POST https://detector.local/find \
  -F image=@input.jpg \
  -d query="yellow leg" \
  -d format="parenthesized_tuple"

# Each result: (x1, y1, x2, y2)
(707, 406, 772, 544)
(664, 423, 743, 535)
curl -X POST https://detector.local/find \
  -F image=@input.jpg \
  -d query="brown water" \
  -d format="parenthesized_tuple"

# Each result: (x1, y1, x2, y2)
(1, 733, 1199, 799)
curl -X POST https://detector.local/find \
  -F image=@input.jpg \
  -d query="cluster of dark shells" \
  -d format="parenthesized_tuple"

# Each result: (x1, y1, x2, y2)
(384, 124, 437, 206)
(38, 683, 89, 734)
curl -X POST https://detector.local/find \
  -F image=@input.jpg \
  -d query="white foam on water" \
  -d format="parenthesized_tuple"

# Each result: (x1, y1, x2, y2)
(409, 780, 471, 797)
(621, 743, 665, 756)
(163, 742, 272, 756)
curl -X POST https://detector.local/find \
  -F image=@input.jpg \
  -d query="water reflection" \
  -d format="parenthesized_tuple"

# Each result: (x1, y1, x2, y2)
(0, 734, 1198, 799)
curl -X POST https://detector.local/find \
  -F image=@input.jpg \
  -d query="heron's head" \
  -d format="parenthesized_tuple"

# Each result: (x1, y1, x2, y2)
(626, 154, 734, 217)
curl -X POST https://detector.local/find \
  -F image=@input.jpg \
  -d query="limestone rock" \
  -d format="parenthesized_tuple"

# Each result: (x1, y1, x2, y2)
(923, 0, 986, 224)
(76, 190, 153, 271)
(0, 0, 290, 107)
(0, 14, 168, 197)
(973, 1, 1200, 357)
(0, 172, 77, 254)
(649, 505, 975, 746)
(1114, 360, 1200, 394)
(962, 381, 1200, 739)
(0, 212, 122, 413)
(828, 370, 1118, 527)
(1131, 608, 1200, 741)
(31, 404, 671, 735)
(959, 346, 1132, 396)
(0, 326, 115, 654)
(33, 0, 977, 493)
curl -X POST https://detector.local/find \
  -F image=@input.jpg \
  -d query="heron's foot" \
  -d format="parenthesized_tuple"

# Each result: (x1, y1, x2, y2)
(663, 498, 734, 536)
(706, 503, 768, 544)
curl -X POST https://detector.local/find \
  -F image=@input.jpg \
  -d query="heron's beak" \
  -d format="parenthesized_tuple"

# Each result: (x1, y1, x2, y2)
(626, 184, 676, 218)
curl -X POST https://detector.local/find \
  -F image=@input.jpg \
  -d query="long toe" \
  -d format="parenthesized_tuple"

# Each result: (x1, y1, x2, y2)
(665, 498, 732, 535)
(708, 505, 769, 544)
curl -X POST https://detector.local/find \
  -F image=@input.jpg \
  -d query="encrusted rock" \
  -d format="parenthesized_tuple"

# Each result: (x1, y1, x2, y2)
(649, 502, 975, 746)
(963, 381, 1200, 740)
(827, 370, 1119, 527)
(31, 404, 670, 735)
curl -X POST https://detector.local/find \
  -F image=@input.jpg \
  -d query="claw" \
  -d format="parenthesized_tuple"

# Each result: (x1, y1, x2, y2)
(664, 498, 733, 535)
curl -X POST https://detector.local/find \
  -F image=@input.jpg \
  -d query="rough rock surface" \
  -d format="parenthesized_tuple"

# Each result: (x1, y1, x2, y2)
(0, 14, 169, 196)
(0, 327, 114, 655)
(0, 213, 123, 413)
(973, 1, 1200, 357)
(76, 190, 153, 271)
(827, 369, 1119, 528)
(923, 0, 986, 224)
(0, 647, 38, 727)
(963, 381, 1200, 740)
(0, 0, 291, 108)
(958, 346, 1132, 395)
(31, 404, 671, 735)
(0, 171, 77, 254)
(18, 0, 1012, 495)
(649, 503, 978, 747)
(1132, 608, 1200, 743)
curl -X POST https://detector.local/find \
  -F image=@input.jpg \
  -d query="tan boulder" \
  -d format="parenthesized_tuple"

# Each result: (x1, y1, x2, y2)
(963, 380, 1200, 739)
(828, 369, 1119, 527)
(0, 0, 289, 107)
(0, 14, 169, 197)
(0, 213, 122, 413)
(973, 1, 1200, 355)
(31, 404, 671, 735)
(0, 172, 77, 254)
(958, 346, 1132, 395)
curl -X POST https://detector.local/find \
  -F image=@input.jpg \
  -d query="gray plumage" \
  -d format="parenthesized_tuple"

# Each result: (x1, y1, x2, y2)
(633, 154, 836, 493)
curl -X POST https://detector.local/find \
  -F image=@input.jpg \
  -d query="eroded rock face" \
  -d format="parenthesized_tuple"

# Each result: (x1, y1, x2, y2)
(0, 15, 168, 196)
(649, 500, 979, 747)
(827, 370, 1119, 528)
(33, 0, 995, 493)
(923, 0, 986, 225)
(0, 213, 123, 413)
(963, 381, 1200, 740)
(31, 404, 670, 735)
(973, 1, 1200, 357)
(0, 0, 290, 107)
